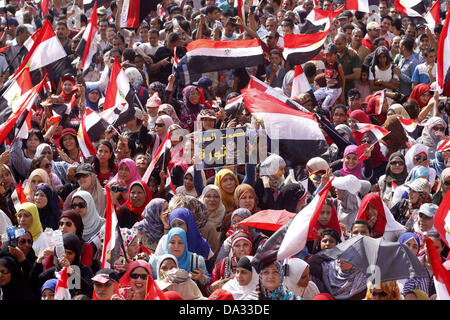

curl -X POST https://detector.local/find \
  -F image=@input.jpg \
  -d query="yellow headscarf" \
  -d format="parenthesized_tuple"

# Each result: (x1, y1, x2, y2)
(364, 280, 402, 300)
(214, 169, 239, 213)
(410, 289, 430, 300)
(388, 104, 410, 119)
(16, 202, 43, 241)
(23, 168, 51, 201)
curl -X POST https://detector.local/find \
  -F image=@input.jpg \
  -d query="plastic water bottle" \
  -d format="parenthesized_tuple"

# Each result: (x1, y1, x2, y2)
(45, 228, 54, 249)
(53, 230, 65, 259)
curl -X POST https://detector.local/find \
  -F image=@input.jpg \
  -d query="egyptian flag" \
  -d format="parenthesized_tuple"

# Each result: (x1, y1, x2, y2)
(76, 1, 98, 75)
(243, 87, 328, 166)
(437, 8, 450, 93)
(120, 0, 160, 29)
(394, 0, 426, 18)
(425, 0, 440, 33)
(346, 0, 380, 13)
(101, 58, 135, 127)
(0, 67, 32, 114)
(14, 19, 67, 77)
(11, 182, 26, 211)
(142, 133, 171, 183)
(54, 267, 71, 300)
(234, 0, 245, 32)
(399, 118, 422, 133)
(291, 65, 311, 99)
(425, 238, 450, 300)
(357, 123, 390, 141)
(224, 94, 244, 114)
(283, 30, 329, 67)
(41, 0, 49, 16)
(84, 0, 112, 10)
(276, 178, 333, 261)
(0, 76, 46, 144)
(303, 5, 343, 33)
(186, 39, 264, 74)
(101, 186, 124, 269)
(434, 189, 450, 248)
(78, 108, 109, 158)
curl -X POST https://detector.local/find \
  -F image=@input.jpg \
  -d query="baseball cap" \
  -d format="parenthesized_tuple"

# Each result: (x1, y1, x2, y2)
(418, 203, 438, 217)
(75, 163, 96, 177)
(92, 268, 120, 284)
(407, 178, 431, 194)
(367, 21, 381, 30)
(199, 109, 217, 120)
(1, 17, 19, 26)
(97, 6, 107, 15)
(193, 76, 213, 88)
(324, 43, 338, 54)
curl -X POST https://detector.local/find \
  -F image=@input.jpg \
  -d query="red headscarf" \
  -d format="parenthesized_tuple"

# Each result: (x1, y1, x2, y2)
(59, 75, 79, 103)
(409, 83, 432, 109)
(123, 180, 152, 217)
(366, 95, 387, 125)
(119, 260, 152, 287)
(308, 200, 341, 241)
(355, 193, 387, 238)
(350, 110, 371, 144)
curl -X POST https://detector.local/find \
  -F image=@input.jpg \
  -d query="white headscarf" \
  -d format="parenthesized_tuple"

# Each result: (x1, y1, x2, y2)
(222, 256, 259, 300)
(283, 257, 319, 300)
(72, 190, 105, 241)
(199, 184, 226, 230)
(404, 143, 436, 186)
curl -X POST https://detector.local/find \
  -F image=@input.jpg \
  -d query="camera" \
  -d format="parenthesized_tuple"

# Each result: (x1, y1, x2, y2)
(3, 226, 26, 247)
(111, 185, 128, 193)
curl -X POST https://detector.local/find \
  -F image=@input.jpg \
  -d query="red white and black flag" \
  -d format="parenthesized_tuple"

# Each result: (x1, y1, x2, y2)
(283, 30, 329, 67)
(394, 0, 427, 17)
(291, 65, 311, 99)
(186, 39, 264, 74)
(76, 1, 98, 75)
(78, 108, 110, 158)
(100, 58, 135, 127)
(346, 0, 380, 13)
(120, 0, 161, 29)
(425, 0, 440, 33)
(437, 7, 450, 93)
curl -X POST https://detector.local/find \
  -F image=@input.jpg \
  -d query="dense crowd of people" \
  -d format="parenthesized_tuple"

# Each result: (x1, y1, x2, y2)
(0, 0, 449, 301)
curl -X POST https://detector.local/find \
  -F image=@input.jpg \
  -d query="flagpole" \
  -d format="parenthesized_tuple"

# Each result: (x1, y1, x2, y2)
(134, 93, 146, 111)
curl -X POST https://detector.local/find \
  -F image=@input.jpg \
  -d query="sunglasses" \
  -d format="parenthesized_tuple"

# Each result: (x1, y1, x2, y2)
(155, 123, 165, 127)
(390, 161, 404, 166)
(371, 291, 388, 297)
(18, 238, 32, 245)
(433, 126, 445, 132)
(129, 273, 148, 280)
(415, 155, 427, 162)
(44, 163, 52, 168)
(444, 180, 450, 186)
(59, 221, 73, 227)
(71, 202, 87, 209)
(0, 269, 10, 275)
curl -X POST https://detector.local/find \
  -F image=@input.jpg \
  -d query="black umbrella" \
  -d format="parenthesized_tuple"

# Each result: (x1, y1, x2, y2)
(319, 235, 429, 283)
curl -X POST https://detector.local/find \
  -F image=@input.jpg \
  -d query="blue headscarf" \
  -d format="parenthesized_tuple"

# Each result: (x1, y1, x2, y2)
(431, 139, 447, 177)
(41, 278, 57, 294)
(85, 83, 101, 111)
(169, 208, 210, 259)
(398, 232, 421, 254)
(135, 198, 167, 243)
(165, 227, 192, 272)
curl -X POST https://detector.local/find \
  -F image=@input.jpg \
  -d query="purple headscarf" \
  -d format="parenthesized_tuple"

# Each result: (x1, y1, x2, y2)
(340, 145, 363, 179)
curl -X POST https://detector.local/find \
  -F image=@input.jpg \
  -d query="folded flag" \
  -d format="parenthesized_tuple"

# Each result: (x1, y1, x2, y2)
(186, 39, 264, 74)
(398, 118, 422, 133)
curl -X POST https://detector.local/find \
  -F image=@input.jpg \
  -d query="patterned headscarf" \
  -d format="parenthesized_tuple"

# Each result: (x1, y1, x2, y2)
(134, 198, 168, 243)
(114, 228, 137, 273)
(258, 261, 298, 300)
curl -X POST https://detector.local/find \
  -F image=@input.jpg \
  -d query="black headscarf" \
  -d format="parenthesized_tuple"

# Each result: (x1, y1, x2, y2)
(371, 46, 393, 68)
(274, 183, 306, 213)
(35, 183, 61, 230)
(0, 255, 37, 300)
(54, 233, 83, 268)
(384, 151, 408, 189)
(59, 210, 84, 241)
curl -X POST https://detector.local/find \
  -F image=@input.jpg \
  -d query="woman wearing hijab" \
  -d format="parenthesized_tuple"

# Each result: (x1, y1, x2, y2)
(16, 202, 47, 255)
(108, 158, 142, 206)
(404, 143, 437, 187)
(23, 169, 51, 202)
(417, 117, 447, 160)
(113, 228, 139, 276)
(85, 83, 101, 111)
(329, 124, 357, 163)
(117, 180, 152, 229)
(432, 168, 450, 205)
(199, 185, 226, 233)
(274, 183, 307, 213)
(0, 255, 37, 300)
(133, 198, 169, 253)
(355, 193, 405, 241)
(222, 256, 259, 300)
(175, 166, 199, 197)
(151, 227, 210, 288)
(309, 255, 368, 300)
(332, 175, 364, 231)
(140, 114, 174, 160)
(378, 152, 408, 208)
(283, 257, 320, 300)
(334, 144, 373, 181)
(381, 115, 409, 159)
(31, 233, 94, 298)
(0, 164, 18, 225)
(179, 85, 207, 133)
(364, 280, 402, 300)
(387, 103, 410, 119)
(369, 46, 399, 93)
(158, 104, 181, 125)
(213, 169, 240, 214)
(32, 183, 61, 230)
(208, 231, 253, 295)
(397, 232, 429, 295)
(234, 183, 259, 214)
(245, 260, 300, 300)
(281, 69, 295, 97)
(71, 190, 105, 242)
(408, 83, 433, 110)
(40, 278, 57, 300)
(59, 74, 79, 103)
(254, 154, 286, 210)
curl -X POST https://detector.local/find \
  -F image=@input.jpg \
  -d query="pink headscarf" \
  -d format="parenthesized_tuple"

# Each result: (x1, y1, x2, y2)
(110, 158, 142, 188)
(152, 115, 174, 158)
(340, 145, 363, 179)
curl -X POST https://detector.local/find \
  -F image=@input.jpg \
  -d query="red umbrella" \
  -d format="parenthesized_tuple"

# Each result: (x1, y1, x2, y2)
(239, 209, 296, 232)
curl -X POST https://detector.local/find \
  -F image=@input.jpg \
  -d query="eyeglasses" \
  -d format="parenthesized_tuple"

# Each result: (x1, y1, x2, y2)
(371, 291, 388, 298)
(390, 161, 404, 166)
(71, 202, 87, 209)
(433, 126, 445, 132)
(444, 180, 450, 186)
(0, 269, 10, 275)
(129, 273, 148, 280)
(155, 123, 165, 127)
(18, 238, 32, 245)
(59, 221, 73, 227)
(44, 163, 52, 169)
(414, 155, 427, 162)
